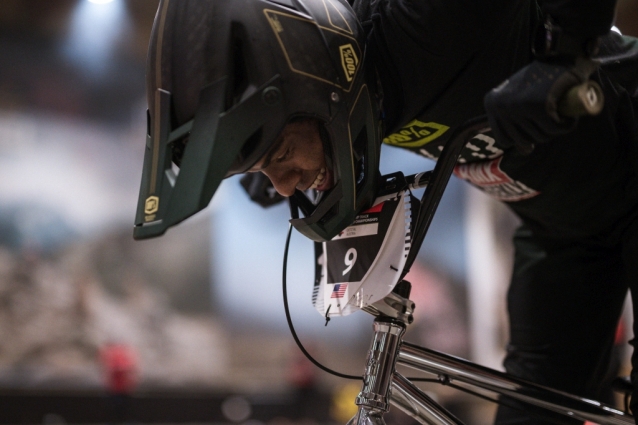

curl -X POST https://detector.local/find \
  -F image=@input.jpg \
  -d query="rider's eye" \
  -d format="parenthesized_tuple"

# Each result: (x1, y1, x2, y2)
(276, 146, 293, 163)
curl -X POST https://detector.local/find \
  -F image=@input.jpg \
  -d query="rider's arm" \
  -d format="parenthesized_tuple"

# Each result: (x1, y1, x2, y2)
(537, 0, 618, 58)
(539, 0, 617, 40)
(483, 0, 618, 153)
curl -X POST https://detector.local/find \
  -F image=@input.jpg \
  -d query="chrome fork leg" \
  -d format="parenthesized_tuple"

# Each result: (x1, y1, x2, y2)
(347, 318, 405, 425)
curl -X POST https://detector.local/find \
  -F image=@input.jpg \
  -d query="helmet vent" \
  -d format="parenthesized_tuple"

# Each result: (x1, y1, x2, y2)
(352, 127, 367, 185)
(171, 136, 188, 168)
(227, 23, 253, 110)
(238, 128, 263, 168)
(267, 0, 297, 10)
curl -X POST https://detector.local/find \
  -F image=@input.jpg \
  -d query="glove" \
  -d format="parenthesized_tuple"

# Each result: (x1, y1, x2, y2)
(484, 57, 600, 154)
(240, 172, 286, 208)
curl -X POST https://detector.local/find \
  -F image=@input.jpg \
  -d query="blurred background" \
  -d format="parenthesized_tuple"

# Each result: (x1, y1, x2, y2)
(0, 1, 636, 424)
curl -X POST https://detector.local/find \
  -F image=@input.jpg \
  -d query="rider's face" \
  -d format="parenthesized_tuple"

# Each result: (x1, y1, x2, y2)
(249, 118, 332, 197)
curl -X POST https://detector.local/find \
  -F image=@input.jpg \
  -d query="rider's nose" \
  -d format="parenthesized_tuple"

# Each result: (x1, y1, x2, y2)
(268, 170, 300, 197)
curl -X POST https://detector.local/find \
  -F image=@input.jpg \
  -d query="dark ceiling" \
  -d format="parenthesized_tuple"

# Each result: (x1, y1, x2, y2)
(0, 0, 636, 127)
(0, 0, 159, 126)
(616, 0, 638, 36)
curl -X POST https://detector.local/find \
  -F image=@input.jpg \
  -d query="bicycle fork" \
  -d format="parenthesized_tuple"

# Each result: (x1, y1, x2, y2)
(348, 319, 403, 425)
(348, 315, 463, 425)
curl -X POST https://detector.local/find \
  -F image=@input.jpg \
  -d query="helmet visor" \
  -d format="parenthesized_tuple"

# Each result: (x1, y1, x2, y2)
(134, 75, 285, 239)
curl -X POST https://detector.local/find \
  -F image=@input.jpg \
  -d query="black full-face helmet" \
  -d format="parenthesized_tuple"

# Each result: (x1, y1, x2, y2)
(134, 0, 381, 242)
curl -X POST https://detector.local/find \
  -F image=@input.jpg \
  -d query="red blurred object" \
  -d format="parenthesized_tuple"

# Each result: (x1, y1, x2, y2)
(99, 342, 138, 394)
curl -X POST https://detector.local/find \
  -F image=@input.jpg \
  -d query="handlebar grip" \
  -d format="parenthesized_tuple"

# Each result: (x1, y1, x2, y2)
(557, 80, 604, 117)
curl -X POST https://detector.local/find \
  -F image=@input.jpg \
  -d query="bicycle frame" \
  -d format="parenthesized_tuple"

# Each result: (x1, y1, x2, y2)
(346, 116, 635, 425)
(346, 316, 634, 425)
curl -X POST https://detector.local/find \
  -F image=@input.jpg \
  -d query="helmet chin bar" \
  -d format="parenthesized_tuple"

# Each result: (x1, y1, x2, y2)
(289, 168, 381, 242)
(134, 76, 285, 240)
(291, 93, 381, 241)
(289, 182, 351, 242)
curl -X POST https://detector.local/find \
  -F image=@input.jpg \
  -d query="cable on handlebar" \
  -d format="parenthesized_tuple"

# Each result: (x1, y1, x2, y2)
(282, 224, 362, 380)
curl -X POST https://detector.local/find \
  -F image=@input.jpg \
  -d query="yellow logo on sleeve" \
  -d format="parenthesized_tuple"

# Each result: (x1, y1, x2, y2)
(383, 120, 449, 148)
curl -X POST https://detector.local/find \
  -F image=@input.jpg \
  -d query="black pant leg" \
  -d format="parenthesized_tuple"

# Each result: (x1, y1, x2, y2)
(621, 217, 638, 417)
(494, 225, 628, 425)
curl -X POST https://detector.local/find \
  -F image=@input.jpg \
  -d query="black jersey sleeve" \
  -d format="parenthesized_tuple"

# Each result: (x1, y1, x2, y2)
(539, 0, 617, 38)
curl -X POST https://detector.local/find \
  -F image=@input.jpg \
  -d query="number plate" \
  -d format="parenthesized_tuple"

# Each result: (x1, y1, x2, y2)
(312, 190, 419, 317)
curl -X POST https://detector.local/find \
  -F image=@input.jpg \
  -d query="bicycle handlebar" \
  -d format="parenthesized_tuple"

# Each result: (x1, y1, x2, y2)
(401, 115, 489, 279)
(400, 80, 604, 278)
(558, 80, 604, 117)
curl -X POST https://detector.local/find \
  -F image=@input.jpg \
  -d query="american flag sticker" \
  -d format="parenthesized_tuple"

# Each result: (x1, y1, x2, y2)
(331, 283, 348, 299)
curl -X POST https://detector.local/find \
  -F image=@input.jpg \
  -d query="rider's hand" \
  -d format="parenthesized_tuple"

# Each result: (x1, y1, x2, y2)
(240, 172, 286, 208)
(484, 57, 599, 154)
